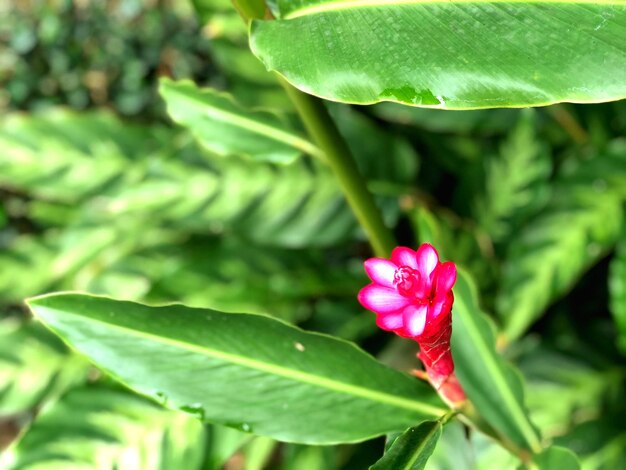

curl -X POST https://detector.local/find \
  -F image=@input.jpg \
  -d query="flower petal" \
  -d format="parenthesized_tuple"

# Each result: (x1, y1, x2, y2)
(416, 244, 439, 281)
(376, 312, 404, 331)
(403, 304, 428, 337)
(358, 284, 410, 314)
(430, 292, 454, 319)
(364, 258, 397, 287)
(435, 261, 457, 292)
(391, 246, 418, 269)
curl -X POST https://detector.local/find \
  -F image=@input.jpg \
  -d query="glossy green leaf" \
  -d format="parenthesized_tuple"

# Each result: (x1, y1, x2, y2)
(609, 237, 626, 354)
(2, 386, 205, 469)
(370, 421, 441, 470)
(159, 79, 322, 163)
(498, 145, 626, 340)
(0, 320, 86, 415)
(451, 270, 541, 454)
(532, 446, 580, 470)
(250, 2, 626, 109)
(27, 294, 446, 444)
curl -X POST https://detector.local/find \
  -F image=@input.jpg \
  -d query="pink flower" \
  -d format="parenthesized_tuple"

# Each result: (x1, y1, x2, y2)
(358, 244, 456, 338)
(358, 244, 465, 405)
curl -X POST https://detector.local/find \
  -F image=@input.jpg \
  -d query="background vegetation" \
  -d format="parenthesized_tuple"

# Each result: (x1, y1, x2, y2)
(1, 0, 625, 468)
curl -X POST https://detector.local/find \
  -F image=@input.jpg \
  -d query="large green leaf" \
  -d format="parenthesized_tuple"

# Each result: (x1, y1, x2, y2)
(159, 79, 321, 163)
(451, 270, 541, 454)
(0, 320, 86, 416)
(27, 294, 446, 445)
(497, 145, 626, 340)
(250, 2, 626, 109)
(2, 386, 205, 469)
(370, 420, 442, 470)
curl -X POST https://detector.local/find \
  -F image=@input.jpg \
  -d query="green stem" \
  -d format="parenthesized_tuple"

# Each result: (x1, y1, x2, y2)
(234, 5, 394, 257)
(438, 409, 459, 426)
(278, 77, 396, 258)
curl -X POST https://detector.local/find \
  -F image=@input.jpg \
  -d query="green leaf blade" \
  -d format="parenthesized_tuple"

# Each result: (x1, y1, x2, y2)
(250, 3, 626, 109)
(451, 271, 541, 454)
(370, 421, 442, 470)
(27, 293, 446, 445)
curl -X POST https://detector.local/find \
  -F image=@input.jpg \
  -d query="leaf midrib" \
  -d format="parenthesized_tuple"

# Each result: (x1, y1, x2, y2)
(284, 0, 625, 20)
(32, 303, 446, 417)
(403, 422, 439, 470)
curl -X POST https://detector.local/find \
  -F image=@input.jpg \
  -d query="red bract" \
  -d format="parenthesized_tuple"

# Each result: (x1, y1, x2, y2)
(358, 244, 466, 406)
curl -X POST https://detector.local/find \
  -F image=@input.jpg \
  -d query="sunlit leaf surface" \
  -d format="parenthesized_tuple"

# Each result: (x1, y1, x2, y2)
(251, 2, 626, 109)
(27, 293, 446, 444)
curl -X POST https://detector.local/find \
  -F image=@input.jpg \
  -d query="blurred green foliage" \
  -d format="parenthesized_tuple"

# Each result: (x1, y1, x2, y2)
(0, 0, 214, 117)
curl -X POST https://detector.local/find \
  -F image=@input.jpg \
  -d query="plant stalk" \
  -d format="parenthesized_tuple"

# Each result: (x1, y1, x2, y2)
(278, 77, 396, 258)
(234, 3, 395, 258)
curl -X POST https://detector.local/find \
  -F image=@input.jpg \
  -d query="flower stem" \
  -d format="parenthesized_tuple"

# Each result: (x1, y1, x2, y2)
(278, 77, 396, 258)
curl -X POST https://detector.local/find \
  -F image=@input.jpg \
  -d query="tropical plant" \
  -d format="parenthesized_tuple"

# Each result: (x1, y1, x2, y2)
(1, 1, 625, 469)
